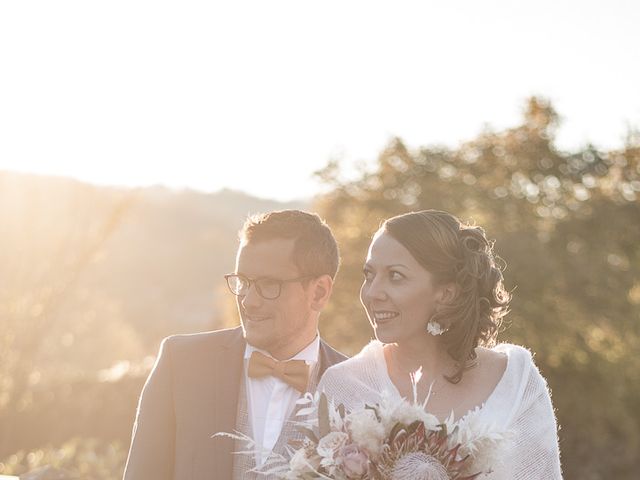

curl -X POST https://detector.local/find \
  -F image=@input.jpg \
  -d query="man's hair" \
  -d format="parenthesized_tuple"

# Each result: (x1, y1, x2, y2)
(239, 210, 340, 279)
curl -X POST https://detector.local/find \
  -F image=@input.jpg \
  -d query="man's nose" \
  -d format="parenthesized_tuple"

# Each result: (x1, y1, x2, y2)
(240, 283, 263, 309)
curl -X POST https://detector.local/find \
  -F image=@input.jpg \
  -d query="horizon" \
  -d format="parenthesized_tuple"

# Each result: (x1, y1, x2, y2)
(0, 168, 309, 202)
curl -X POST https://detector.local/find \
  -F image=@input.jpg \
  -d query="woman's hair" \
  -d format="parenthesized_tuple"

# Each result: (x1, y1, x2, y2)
(381, 210, 511, 383)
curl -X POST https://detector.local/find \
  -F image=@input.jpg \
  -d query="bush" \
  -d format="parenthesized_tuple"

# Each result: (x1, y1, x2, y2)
(0, 438, 127, 480)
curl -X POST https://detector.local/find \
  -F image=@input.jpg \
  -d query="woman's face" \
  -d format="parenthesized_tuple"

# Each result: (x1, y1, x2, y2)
(360, 231, 443, 344)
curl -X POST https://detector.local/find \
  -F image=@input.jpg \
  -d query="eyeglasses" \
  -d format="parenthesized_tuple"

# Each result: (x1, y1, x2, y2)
(224, 273, 317, 300)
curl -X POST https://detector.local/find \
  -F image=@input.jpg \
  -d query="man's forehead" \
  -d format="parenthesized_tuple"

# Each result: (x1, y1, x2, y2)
(235, 238, 299, 275)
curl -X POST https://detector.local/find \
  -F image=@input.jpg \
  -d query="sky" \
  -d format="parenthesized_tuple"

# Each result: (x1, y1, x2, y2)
(1, 0, 639, 201)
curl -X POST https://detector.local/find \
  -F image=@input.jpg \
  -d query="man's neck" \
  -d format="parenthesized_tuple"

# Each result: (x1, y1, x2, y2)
(264, 331, 319, 361)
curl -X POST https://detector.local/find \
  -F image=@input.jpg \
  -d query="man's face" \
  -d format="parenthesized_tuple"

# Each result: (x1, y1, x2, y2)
(234, 238, 318, 360)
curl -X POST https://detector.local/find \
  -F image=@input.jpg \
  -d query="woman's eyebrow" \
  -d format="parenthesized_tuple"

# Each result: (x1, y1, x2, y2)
(388, 263, 409, 269)
(364, 262, 410, 270)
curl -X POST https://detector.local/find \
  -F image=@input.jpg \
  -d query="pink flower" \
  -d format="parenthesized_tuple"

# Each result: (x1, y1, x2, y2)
(317, 431, 349, 465)
(338, 444, 370, 479)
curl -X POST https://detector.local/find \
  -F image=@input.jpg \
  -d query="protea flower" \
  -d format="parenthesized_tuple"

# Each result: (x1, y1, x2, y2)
(391, 452, 448, 480)
(375, 421, 482, 480)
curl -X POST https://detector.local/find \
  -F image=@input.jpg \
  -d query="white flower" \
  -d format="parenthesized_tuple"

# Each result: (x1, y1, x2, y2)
(345, 408, 385, 456)
(447, 407, 510, 474)
(316, 431, 349, 467)
(389, 400, 441, 433)
(427, 321, 445, 336)
(288, 448, 312, 474)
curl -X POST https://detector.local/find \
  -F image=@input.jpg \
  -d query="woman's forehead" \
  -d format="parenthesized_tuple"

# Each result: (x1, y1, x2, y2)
(367, 232, 419, 266)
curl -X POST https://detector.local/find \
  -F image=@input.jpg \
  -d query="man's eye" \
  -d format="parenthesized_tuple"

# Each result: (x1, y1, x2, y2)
(259, 279, 280, 288)
(363, 269, 374, 281)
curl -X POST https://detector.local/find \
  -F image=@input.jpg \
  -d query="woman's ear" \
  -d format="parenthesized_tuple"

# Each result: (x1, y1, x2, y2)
(310, 274, 334, 312)
(437, 282, 458, 305)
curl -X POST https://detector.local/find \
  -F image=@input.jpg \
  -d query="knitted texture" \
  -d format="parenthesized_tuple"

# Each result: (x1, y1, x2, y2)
(317, 341, 562, 479)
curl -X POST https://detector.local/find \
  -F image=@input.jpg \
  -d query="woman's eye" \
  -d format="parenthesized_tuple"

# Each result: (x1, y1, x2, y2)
(363, 269, 374, 281)
(389, 271, 404, 281)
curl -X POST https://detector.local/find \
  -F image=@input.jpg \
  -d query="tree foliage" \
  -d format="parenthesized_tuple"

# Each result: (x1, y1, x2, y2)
(313, 97, 640, 479)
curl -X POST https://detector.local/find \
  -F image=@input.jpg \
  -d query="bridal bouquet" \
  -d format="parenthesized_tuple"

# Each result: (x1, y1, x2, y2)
(215, 363, 506, 480)
(278, 392, 504, 479)
(223, 388, 506, 480)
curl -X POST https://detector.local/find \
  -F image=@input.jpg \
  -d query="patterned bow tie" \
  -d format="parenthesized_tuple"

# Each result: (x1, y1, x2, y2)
(247, 350, 310, 393)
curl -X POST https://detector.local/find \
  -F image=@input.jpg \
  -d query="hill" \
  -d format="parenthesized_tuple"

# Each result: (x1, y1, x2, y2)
(0, 170, 307, 375)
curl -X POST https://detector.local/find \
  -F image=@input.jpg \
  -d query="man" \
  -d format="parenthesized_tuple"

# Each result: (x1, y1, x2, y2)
(123, 210, 347, 480)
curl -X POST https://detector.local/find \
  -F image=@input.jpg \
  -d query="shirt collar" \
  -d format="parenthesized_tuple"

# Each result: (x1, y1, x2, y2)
(244, 334, 320, 363)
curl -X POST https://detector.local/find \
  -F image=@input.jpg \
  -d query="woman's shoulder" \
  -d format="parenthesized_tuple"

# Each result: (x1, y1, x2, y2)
(321, 340, 383, 379)
(317, 340, 388, 408)
(476, 343, 553, 428)
(489, 342, 536, 374)
(491, 342, 533, 357)
(318, 341, 382, 393)
(487, 343, 551, 402)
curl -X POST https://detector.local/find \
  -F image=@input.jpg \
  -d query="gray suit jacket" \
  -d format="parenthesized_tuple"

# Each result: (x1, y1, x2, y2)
(123, 326, 347, 480)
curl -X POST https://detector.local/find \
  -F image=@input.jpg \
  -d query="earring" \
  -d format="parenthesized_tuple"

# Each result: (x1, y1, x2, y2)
(427, 320, 447, 336)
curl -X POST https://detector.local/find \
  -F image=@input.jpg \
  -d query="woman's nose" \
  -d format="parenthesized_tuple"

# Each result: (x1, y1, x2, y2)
(363, 277, 388, 302)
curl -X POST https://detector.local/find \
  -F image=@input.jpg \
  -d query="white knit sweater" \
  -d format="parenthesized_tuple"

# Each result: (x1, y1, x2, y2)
(317, 341, 562, 479)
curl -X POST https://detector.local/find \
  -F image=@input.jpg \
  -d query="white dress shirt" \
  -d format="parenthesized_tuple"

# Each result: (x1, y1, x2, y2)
(244, 335, 319, 466)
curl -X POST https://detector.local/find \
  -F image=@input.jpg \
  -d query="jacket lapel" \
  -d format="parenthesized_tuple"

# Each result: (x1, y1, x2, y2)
(212, 327, 245, 479)
(317, 338, 343, 379)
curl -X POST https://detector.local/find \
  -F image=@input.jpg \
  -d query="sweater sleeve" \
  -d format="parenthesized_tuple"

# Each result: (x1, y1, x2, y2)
(505, 357, 562, 480)
(317, 362, 366, 411)
(317, 346, 386, 412)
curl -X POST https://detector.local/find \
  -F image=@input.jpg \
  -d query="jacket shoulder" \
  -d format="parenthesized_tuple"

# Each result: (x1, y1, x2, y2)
(162, 326, 244, 354)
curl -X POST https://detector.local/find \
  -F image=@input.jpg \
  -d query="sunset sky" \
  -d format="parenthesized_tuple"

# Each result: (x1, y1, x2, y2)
(1, 0, 638, 201)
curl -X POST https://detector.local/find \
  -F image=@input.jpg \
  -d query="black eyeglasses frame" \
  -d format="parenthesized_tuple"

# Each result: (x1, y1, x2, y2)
(224, 273, 318, 300)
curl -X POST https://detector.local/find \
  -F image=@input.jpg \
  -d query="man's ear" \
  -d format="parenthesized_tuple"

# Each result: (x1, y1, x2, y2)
(309, 274, 334, 312)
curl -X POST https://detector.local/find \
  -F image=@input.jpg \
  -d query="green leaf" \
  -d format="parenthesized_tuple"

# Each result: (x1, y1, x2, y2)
(297, 426, 319, 444)
(318, 393, 331, 438)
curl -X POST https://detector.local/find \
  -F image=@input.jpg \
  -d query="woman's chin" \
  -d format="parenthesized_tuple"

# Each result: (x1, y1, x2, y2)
(374, 327, 400, 345)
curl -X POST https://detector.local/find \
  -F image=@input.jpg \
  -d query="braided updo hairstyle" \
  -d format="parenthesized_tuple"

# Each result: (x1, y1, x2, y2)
(381, 210, 511, 383)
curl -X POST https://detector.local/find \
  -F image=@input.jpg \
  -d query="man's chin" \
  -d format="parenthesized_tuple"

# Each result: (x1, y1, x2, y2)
(242, 326, 273, 350)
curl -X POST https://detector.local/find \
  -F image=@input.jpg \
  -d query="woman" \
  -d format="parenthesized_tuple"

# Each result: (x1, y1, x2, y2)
(318, 210, 562, 479)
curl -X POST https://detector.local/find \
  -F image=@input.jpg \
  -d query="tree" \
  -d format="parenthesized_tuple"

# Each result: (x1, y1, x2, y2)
(0, 174, 137, 454)
(313, 97, 640, 478)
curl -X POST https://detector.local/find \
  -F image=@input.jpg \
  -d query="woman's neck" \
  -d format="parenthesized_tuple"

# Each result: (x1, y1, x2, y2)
(387, 335, 455, 381)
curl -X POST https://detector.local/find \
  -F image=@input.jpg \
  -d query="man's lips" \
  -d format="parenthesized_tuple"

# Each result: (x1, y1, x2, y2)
(243, 313, 272, 323)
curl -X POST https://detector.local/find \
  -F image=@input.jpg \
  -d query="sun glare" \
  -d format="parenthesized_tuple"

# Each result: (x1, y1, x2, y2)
(0, 1, 638, 201)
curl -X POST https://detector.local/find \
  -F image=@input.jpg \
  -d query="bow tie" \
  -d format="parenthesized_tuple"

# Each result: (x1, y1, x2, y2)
(247, 351, 310, 393)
